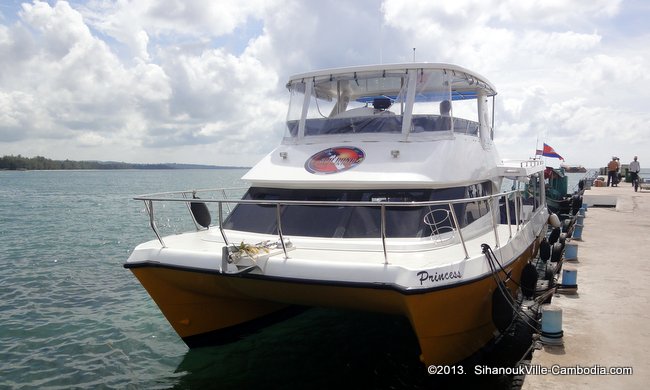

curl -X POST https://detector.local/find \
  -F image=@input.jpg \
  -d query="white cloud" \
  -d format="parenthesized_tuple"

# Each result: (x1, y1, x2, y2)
(0, 1, 283, 164)
(0, 0, 649, 168)
(395, 0, 649, 167)
(81, 0, 268, 60)
(0, 1, 136, 141)
(494, 0, 621, 25)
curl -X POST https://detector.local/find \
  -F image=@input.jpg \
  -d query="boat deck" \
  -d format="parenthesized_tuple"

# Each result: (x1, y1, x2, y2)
(522, 185, 649, 389)
(129, 218, 540, 290)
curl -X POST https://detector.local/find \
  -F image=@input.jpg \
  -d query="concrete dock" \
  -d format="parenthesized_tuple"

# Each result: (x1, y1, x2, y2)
(522, 185, 650, 389)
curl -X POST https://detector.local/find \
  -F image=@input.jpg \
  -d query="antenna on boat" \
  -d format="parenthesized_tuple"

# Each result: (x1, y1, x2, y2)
(412, 48, 416, 62)
(379, 23, 384, 64)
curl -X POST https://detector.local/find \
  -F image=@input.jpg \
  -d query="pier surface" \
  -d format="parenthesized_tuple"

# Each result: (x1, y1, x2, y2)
(522, 185, 650, 389)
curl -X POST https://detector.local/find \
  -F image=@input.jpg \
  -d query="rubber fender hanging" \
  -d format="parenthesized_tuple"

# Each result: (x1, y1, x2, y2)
(562, 218, 572, 233)
(571, 194, 583, 215)
(520, 263, 538, 299)
(543, 265, 555, 304)
(548, 213, 561, 228)
(545, 265, 555, 283)
(492, 281, 514, 332)
(190, 195, 211, 228)
(539, 238, 551, 262)
(574, 194, 583, 209)
(548, 227, 561, 245)
(551, 242, 563, 263)
(566, 220, 575, 237)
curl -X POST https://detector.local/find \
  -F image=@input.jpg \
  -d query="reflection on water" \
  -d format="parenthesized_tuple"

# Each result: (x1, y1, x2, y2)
(171, 308, 533, 389)
(172, 308, 427, 389)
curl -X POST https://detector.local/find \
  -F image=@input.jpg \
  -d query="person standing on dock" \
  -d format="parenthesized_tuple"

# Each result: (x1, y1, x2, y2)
(629, 156, 641, 191)
(607, 156, 620, 187)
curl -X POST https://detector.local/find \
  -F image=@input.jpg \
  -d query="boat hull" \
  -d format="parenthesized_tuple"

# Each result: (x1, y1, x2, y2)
(126, 241, 535, 366)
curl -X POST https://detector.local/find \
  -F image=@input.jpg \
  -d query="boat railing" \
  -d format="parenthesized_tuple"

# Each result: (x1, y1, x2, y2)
(516, 159, 545, 168)
(135, 188, 528, 264)
(570, 169, 599, 192)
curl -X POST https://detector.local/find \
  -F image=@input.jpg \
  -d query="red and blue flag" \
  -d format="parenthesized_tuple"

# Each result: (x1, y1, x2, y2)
(536, 143, 564, 161)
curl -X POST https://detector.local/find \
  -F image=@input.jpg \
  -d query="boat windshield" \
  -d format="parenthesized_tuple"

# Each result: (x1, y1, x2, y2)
(284, 67, 492, 140)
(223, 183, 493, 238)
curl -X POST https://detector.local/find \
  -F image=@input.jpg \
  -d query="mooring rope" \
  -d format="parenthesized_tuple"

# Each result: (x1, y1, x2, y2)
(481, 243, 541, 333)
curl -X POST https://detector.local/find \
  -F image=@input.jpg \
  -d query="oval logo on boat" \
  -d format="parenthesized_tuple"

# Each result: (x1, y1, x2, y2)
(305, 147, 365, 174)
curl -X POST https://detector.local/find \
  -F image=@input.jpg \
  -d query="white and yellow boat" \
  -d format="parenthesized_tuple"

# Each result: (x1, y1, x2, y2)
(125, 63, 547, 366)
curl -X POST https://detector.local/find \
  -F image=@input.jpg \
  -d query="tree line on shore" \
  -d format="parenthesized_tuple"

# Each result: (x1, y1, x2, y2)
(0, 155, 239, 170)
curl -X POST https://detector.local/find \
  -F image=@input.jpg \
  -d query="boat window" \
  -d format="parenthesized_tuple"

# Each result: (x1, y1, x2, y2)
(409, 71, 482, 136)
(410, 115, 479, 135)
(285, 73, 408, 138)
(284, 68, 491, 140)
(223, 186, 492, 238)
(462, 181, 493, 225)
(287, 116, 403, 136)
(411, 70, 451, 117)
(286, 81, 305, 132)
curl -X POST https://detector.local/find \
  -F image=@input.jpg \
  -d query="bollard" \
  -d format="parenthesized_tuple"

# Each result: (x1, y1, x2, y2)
(578, 207, 586, 217)
(572, 223, 584, 240)
(564, 242, 578, 261)
(540, 305, 564, 345)
(559, 266, 578, 294)
(576, 214, 585, 225)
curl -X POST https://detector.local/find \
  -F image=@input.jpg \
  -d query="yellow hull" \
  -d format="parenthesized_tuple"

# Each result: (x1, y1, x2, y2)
(127, 243, 534, 366)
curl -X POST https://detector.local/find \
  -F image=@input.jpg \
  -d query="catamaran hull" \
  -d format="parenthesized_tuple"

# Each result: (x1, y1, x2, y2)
(126, 241, 535, 366)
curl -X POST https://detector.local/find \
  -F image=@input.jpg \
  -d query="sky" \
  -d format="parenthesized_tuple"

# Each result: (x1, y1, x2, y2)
(1, 0, 649, 168)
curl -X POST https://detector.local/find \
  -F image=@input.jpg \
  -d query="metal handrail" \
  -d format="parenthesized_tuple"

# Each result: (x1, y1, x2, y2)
(136, 190, 514, 207)
(138, 188, 527, 262)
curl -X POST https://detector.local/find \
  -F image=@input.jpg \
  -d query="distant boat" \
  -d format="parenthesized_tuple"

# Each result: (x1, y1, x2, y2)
(545, 165, 586, 216)
(545, 167, 573, 215)
(560, 164, 587, 173)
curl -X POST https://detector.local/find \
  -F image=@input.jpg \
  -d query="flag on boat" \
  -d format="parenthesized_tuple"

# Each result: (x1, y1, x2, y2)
(536, 143, 564, 161)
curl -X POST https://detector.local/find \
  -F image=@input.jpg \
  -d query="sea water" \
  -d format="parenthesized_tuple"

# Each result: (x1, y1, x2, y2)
(0, 170, 246, 389)
(1, 169, 540, 389)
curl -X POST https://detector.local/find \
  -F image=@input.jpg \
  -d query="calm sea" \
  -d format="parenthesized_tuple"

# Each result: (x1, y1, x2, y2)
(1, 169, 595, 389)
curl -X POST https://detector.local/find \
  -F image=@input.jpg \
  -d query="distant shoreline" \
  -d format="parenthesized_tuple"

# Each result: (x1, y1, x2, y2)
(0, 155, 249, 171)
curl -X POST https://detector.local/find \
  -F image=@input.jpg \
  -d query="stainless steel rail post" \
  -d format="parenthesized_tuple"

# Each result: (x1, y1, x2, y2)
(380, 205, 388, 264)
(448, 203, 469, 259)
(145, 200, 165, 247)
(218, 202, 230, 246)
(488, 196, 501, 249)
(505, 195, 513, 239)
(183, 191, 201, 231)
(276, 204, 289, 259)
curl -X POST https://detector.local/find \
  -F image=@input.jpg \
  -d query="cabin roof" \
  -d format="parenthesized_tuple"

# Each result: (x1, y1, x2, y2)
(287, 62, 497, 99)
